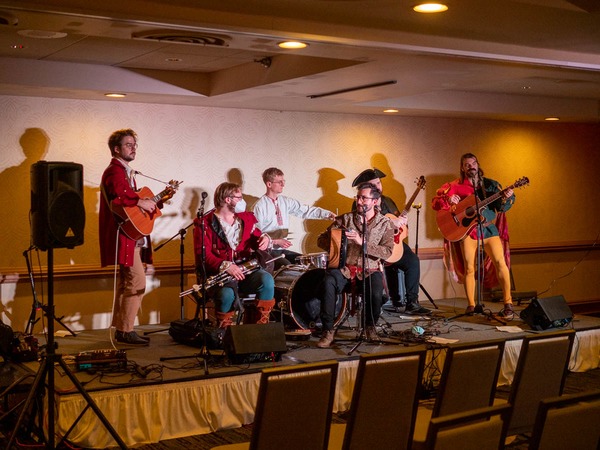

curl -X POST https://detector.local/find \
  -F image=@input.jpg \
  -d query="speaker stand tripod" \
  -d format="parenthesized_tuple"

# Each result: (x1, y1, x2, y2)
(7, 248, 127, 449)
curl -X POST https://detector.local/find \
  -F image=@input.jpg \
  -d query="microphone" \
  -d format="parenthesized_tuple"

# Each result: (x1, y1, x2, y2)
(132, 170, 141, 175)
(201, 191, 208, 200)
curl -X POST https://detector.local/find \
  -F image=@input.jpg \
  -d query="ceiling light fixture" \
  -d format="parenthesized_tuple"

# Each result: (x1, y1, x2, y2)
(413, 3, 449, 13)
(383, 109, 399, 113)
(278, 41, 308, 49)
(545, 117, 560, 121)
(105, 93, 126, 98)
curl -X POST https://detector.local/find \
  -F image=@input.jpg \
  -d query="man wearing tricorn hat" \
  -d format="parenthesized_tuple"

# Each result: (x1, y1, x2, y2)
(352, 168, 431, 315)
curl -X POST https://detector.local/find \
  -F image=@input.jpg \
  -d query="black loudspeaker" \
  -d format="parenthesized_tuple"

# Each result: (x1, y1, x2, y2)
(31, 161, 85, 250)
(520, 295, 573, 331)
(224, 322, 287, 364)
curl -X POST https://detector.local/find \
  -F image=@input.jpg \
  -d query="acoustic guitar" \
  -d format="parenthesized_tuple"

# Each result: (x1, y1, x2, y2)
(111, 180, 181, 240)
(436, 176, 529, 242)
(385, 175, 426, 263)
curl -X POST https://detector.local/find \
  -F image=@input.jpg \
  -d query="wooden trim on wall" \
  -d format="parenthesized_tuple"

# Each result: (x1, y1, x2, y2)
(1, 240, 597, 281)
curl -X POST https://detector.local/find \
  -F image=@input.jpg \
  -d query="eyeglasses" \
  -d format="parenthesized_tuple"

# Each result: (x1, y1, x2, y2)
(229, 195, 243, 199)
(356, 195, 376, 201)
(121, 142, 138, 149)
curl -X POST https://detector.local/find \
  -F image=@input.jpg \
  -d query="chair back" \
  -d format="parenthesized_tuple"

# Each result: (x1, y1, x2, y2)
(506, 329, 575, 435)
(433, 339, 505, 418)
(250, 360, 338, 450)
(529, 390, 600, 450)
(425, 404, 511, 450)
(341, 348, 426, 450)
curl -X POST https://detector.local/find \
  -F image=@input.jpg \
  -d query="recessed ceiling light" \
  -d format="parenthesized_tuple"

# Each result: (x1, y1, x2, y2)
(105, 93, 126, 98)
(383, 109, 399, 113)
(545, 117, 560, 121)
(165, 57, 182, 62)
(278, 41, 308, 49)
(17, 29, 67, 39)
(413, 3, 449, 13)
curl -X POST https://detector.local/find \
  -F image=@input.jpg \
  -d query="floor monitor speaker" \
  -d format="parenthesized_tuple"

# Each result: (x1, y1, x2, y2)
(224, 322, 287, 364)
(520, 295, 573, 331)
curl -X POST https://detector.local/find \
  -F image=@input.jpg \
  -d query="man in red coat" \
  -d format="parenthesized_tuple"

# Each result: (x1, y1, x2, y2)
(99, 129, 161, 345)
(193, 182, 275, 329)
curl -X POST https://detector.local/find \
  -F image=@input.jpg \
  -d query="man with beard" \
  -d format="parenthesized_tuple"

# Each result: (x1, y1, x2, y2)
(315, 182, 395, 348)
(193, 182, 275, 329)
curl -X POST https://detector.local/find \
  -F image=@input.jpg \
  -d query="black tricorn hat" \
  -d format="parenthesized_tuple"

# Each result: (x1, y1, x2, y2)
(351, 168, 386, 187)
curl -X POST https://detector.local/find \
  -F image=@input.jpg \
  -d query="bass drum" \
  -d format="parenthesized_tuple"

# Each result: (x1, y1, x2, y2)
(273, 265, 346, 331)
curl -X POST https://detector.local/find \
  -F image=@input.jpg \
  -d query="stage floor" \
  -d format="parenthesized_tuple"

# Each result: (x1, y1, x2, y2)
(6, 298, 600, 448)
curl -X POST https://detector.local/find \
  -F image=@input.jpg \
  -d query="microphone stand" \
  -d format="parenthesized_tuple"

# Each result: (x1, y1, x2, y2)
(446, 178, 506, 325)
(412, 204, 438, 309)
(160, 194, 210, 375)
(23, 246, 76, 336)
(349, 208, 368, 356)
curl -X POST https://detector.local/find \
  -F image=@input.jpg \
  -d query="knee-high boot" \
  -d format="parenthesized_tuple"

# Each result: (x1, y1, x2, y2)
(216, 311, 235, 329)
(244, 299, 275, 324)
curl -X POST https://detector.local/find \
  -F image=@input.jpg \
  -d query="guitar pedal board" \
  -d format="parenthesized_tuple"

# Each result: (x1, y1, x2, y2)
(75, 349, 127, 371)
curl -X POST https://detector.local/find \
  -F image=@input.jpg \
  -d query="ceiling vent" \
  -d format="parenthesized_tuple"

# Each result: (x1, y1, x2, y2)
(0, 11, 18, 26)
(132, 29, 231, 47)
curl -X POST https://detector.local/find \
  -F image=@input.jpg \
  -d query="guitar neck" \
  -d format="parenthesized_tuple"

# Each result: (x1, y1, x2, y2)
(476, 183, 514, 209)
(400, 187, 422, 216)
(152, 188, 170, 203)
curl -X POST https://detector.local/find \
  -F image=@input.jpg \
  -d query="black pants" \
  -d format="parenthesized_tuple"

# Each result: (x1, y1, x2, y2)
(319, 269, 384, 330)
(385, 242, 420, 306)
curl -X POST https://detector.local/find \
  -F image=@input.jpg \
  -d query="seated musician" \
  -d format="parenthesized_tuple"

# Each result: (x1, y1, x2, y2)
(352, 168, 431, 315)
(193, 182, 275, 329)
(315, 182, 395, 348)
(253, 167, 336, 268)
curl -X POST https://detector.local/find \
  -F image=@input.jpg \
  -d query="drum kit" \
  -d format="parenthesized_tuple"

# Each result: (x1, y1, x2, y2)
(272, 252, 349, 336)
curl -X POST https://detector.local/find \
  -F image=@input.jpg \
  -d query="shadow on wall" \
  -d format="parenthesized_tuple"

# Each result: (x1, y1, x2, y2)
(302, 167, 354, 254)
(0, 128, 49, 268)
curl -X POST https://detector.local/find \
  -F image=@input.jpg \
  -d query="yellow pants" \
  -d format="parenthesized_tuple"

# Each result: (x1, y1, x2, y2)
(460, 235, 512, 306)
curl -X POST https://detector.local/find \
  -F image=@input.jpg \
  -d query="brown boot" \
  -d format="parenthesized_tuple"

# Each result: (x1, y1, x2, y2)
(216, 311, 235, 329)
(317, 330, 335, 348)
(254, 299, 275, 324)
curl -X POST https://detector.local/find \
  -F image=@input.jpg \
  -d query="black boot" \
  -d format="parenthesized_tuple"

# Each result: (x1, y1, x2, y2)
(404, 301, 431, 315)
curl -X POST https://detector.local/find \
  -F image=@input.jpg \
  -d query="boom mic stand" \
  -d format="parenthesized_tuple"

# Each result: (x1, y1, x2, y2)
(160, 193, 211, 375)
(8, 247, 127, 449)
(23, 246, 76, 336)
(412, 203, 438, 309)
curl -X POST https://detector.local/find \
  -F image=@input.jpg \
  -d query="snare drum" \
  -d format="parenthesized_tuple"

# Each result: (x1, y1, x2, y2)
(296, 252, 329, 269)
(273, 265, 346, 331)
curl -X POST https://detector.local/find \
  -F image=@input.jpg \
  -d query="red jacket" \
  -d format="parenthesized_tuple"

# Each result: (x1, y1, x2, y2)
(99, 158, 153, 267)
(193, 210, 263, 277)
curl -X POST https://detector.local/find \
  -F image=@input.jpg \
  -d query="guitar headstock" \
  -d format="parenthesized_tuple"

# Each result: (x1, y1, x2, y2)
(163, 180, 182, 201)
(514, 177, 530, 189)
(415, 175, 426, 190)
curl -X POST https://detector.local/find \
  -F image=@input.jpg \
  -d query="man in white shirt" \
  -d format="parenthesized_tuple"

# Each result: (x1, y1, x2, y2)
(253, 167, 336, 267)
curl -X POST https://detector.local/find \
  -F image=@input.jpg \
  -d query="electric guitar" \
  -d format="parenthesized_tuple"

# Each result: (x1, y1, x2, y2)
(112, 180, 181, 240)
(385, 175, 426, 263)
(436, 176, 529, 242)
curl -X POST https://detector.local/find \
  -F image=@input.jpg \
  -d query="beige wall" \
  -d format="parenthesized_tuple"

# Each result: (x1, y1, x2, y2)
(1, 95, 598, 331)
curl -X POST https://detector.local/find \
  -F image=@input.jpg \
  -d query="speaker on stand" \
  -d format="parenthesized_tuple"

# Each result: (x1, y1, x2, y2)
(8, 162, 127, 449)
